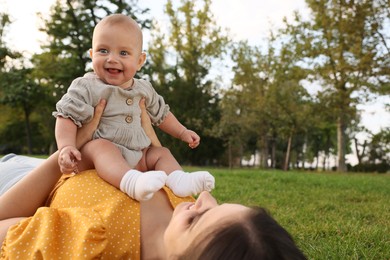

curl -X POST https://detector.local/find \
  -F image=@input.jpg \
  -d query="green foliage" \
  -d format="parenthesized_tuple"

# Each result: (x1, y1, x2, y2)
(0, 68, 44, 111)
(190, 167, 390, 259)
(0, 119, 50, 154)
(280, 0, 390, 171)
(0, 67, 51, 153)
(145, 0, 229, 165)
(367, 127, 390, 164)
(0, 0, 388, 168)
(224, 39, 316, 169)
(351, 127, 390, 173)
(0, 13, 21, 69)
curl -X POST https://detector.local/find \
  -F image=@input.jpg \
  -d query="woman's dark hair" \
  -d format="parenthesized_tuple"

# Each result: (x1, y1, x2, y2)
(179, 207, 306, 260)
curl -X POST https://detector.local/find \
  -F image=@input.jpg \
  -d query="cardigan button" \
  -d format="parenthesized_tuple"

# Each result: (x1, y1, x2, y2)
(125, 115, 133, 123)
(126, 98, 133, 105)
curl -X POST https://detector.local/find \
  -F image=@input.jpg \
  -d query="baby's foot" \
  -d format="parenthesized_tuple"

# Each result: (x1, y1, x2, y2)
(166, 170, 215, 197)
(120, 170, 167, 201)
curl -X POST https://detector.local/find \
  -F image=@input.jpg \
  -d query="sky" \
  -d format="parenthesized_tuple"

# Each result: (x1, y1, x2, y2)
(1, 0, 310, 53)
(1, 0, 389, 164)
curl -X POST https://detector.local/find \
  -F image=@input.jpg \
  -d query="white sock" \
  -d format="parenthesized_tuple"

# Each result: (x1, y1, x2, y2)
(120, 169, 167, 201)
(166, 170, 215, 197)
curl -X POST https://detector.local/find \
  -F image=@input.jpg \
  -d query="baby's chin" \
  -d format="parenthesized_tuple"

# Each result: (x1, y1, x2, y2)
(104, 78, 130, 88)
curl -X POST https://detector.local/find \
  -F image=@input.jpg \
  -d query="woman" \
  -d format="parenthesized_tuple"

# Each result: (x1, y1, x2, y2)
(0, 100, 306, 259)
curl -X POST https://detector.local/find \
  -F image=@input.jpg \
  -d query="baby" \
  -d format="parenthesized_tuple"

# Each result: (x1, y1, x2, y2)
(53, 14, 214, 201)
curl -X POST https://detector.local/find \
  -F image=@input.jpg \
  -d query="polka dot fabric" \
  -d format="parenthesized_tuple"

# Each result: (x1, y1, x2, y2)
(1, 170, 194, 259)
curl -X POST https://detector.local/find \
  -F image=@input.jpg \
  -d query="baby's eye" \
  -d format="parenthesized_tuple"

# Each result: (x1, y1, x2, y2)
(98, 49, 109, 54)
(120, 50, 129, 56)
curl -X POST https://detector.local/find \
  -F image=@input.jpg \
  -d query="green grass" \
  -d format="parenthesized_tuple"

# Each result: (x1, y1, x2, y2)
(2, 155, 388, 258)
(185, 167, 390, 260)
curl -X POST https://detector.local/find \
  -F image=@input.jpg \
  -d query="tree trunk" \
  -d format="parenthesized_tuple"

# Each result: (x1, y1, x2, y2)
(322, 154, 326, 171)
(283, 134, 293, 171)
(271, 140, 276, 169)
(24, 107, 33, 154)
(337, 116, 347, 172)
(270, 133, 277, 168)
(260, 136, 268, 168)
(228, 140, 232, 170)
(302, 139, 307, 169)
(354, 138, 366, 165)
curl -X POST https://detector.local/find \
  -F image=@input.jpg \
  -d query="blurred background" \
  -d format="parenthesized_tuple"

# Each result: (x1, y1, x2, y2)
(0, 0, 388, 172)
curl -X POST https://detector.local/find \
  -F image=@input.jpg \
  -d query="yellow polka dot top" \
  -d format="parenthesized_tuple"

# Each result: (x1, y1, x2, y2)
(0, 170, 194, 259)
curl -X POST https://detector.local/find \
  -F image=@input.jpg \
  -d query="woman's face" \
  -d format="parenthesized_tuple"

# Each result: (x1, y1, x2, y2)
(163, 191, 250, 257)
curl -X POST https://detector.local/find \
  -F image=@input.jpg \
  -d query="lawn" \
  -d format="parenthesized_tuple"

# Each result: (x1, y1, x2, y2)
(185, 167, 390, 259)
(1, 155, 388, 258)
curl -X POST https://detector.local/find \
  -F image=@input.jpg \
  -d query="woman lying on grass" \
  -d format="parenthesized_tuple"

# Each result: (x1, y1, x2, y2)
(0, 100, 306, 259)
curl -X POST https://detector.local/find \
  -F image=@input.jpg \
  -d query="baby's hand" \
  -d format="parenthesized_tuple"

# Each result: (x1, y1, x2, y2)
(179, 129, 200, 149)
(58, 145, 81, 174)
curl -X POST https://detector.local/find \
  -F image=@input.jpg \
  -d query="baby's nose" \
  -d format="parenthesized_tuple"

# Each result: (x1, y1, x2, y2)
(107, 53, 118, 62)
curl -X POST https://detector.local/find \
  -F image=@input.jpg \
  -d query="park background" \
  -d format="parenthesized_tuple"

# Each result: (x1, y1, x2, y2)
(0, 0, 389, 258)
(0, 0, 389, 172)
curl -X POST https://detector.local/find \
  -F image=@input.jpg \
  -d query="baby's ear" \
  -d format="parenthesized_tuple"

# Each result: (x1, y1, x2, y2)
(89, 49, 93, 58)
(137, 52, 147, 71)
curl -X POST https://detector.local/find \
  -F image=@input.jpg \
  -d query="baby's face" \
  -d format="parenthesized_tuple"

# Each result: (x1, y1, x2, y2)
(91, 21, 145, 89)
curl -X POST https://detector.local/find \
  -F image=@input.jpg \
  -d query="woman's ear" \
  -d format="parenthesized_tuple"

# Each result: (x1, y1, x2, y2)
(89, 49, 93, 59)
(137, 52, 147, 71)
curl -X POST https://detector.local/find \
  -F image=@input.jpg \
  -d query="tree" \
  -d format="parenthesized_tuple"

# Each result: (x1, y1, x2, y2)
(305, 93, 338, 170)
(351, 127, 390, 173)
(0, 68, 46, 154)
(0, 13, 20, 69)
(227, 35, 310, 170)
(226, 41, 268, 167)
(266, 36, 311, 170)
(214, 89, 248, 168)
(0, 12, 45, 154)
(282, 0, 390, 171)
(145, 0, 229, 165)
(367, 128, 390, 165)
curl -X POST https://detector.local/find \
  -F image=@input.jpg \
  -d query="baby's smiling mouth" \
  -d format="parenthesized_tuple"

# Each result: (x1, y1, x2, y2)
(106, 68, 122, 74)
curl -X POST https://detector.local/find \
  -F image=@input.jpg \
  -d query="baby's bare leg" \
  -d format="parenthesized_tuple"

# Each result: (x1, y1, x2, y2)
(136, 146, 181, 173)
(78, 139, 130, 187)
(80, 139, 166, 201)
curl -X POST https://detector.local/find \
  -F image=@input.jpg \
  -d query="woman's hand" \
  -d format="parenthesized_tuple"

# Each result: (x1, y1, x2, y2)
(140, 98, 162, 147)
(76, 99, 106, 149)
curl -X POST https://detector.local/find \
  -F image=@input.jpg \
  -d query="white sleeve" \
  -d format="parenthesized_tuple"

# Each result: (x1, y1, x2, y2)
(0, 154, 45, 195)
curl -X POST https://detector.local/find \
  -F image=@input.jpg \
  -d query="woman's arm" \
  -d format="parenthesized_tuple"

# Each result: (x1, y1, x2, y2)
(0, 99, 106, 220)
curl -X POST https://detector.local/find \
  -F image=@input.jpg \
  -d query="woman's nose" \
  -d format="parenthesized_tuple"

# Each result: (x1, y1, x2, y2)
(193, 191, 218, 212)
